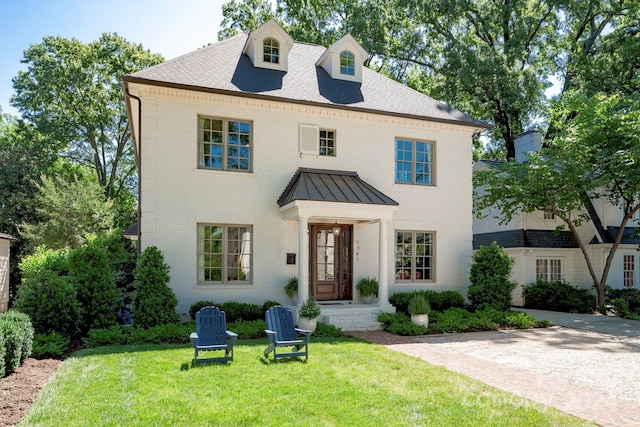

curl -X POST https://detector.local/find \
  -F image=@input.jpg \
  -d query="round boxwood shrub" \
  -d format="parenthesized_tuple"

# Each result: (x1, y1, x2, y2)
(132, 246, 180, 328)
(13, 272, 81, 337)
(468, 243, 517, 311)
(1, 310, 34, 363)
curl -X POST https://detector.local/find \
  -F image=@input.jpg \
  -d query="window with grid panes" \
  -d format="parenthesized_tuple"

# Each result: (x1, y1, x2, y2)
(624, 254, 635, 288)
(198, 117, 251, 171)
(263, 38, 279, 63)
(536, 258, 562, 282)
(319, 129, 335, 156)
(395, 138, 434, 185)
(395, 231, 434, 281)
(198, 224, 252, 284)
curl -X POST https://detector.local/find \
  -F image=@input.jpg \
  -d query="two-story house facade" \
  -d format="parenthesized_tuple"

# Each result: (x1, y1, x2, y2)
(474, 131, 640, 306)
(123, 20, 489, 320)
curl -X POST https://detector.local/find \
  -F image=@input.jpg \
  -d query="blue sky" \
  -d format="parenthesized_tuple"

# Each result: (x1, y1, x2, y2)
(0, 0, 226, 117)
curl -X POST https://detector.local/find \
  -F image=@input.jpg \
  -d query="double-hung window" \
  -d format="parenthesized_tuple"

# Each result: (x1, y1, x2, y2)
(198, 117, 252, 171)
(395, 138, 434, 185)
(624, 254, 635, 288)
(536, 258, 562, 282)
(198, 224, 252, 284)
(263, 38, 279, 63)
(395, 231, 434, 281)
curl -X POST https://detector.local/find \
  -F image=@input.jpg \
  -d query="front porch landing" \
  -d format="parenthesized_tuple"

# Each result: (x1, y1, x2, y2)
(291, 302, 396, 332)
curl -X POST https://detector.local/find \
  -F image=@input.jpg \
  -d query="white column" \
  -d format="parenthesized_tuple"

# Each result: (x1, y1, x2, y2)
(298, 217, 309, 306)
(378, 219, 390, 306)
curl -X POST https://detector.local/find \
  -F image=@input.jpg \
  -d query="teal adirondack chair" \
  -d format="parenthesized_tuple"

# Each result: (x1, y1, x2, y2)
(190, 306, 238, 364)
(264, 306, 311, 361)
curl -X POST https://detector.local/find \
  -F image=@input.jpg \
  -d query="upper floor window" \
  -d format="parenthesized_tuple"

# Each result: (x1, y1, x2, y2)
(543, 211, 555, 220)
(340, 51, 355, 75)
(395, 139, 434, 185)
(263, 38, 279, 63)
(319, 129, 336, 157)
(624, 254, 635, 288)
(395, 231, 434, 282)
(198, 224, 252, 284)
(198, 117, 252, 172)
(536, 258, 562, 282)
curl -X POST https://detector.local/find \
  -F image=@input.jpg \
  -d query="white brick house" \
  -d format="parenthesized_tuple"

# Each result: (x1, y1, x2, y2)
(123, 20, 488, 320)
(474, 131, 640, 305)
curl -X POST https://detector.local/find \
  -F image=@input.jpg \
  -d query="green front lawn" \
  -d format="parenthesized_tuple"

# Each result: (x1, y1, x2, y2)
(22, 338, 593, 426)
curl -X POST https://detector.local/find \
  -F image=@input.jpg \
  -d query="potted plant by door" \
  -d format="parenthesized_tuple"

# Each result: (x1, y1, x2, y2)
(298, 298, 321, 333)
(284, 277, 298, 305)
(356, 277, 378, 304)
(408, 294, 430, 327)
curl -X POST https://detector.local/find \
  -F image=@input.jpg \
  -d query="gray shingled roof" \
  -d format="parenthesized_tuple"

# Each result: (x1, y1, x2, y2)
(277, 168, 399, 207)
(0, 233, 16, 241)
(124, 34, 488, 128)
(605, 227, 640, 245)
(473, 230, 579, 250)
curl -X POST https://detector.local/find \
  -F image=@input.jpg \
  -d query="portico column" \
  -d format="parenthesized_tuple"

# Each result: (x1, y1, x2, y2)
(298, 217, 309, 306)
(378, 219, 390, 306)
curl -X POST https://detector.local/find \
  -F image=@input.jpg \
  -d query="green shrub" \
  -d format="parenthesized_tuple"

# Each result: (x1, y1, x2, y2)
(227, 320, 266, 339)
(604, 287, 640, 317)
(1, 311, 34, 363)
(468, 243, 517, 311)
(189, 301, 217, 321)
(18, 246, 69, 280)
(92, 231, 137, 296)
(32, 332, 70, 359)
(68, 243, 119, 332)
(13, 273, 81, 337)
(390, 290, 465, 314)
(284, 277, 298, 298)
(313, 322, 345, 338)
(356, 277, 378, 297)
(377, 312, 427, 336)
(262, 300, 282, 314)
(132, 246, 180, 328)
(0, 332, 5, 378)
(219, 301, 263, 322)
(503, 311, 538, 329)
(429, 308, 472, 333)
(523, 280, 594, 313)
(0, 319, 23, 375)
(83, 323, 192, 348)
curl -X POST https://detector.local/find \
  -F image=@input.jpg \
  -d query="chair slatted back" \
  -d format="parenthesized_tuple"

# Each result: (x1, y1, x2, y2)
(266, 306, 298, 341)
(196, 306, 228, 346)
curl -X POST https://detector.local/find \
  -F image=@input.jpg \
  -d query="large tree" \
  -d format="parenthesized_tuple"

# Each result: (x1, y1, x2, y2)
(474, 92, 640, 306)
(11, 33, 163, 200)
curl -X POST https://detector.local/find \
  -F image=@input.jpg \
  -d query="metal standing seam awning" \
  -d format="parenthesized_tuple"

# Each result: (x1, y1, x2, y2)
(277, 168, 399, 221)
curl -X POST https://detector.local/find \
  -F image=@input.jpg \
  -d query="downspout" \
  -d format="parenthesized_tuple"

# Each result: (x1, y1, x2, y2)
(124, 84, 143, 252)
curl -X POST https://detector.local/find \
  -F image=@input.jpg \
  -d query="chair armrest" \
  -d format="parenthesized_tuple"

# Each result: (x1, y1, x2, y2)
(265, 329, 277, 343)
(189, 332, 198, 347)
(295, 328, 312, 342)
(226, 330, 238, 346)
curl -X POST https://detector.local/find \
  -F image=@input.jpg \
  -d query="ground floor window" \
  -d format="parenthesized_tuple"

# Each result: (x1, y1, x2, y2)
(395, 231, 434, 281)
(198, 224, 252, 283)
(536, 258, 562, 282)
(623, 254, 635, 288)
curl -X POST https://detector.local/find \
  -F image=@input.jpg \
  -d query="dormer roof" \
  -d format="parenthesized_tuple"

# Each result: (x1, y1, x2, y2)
(316, 34, 368, 83)
(243, 19, 294, 72)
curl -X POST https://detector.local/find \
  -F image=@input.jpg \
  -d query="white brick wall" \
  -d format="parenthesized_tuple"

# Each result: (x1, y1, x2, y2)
(132, 85, 476, 315)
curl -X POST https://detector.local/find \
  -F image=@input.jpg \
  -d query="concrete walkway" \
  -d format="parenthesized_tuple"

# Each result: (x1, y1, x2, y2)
(350, 310, 640, 427)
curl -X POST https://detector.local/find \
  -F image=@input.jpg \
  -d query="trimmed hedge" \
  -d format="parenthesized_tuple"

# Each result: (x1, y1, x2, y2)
(189, 300, 264, 323)
(468, 243, 517, 311)
(523, 280, 595, 313)
(389, 290, 465, 314)
(0, 310, 35, 377)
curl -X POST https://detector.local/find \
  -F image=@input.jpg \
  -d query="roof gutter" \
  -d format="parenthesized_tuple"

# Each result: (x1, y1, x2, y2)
(122, 79, 143, 250)
(121, 75, 492, 131)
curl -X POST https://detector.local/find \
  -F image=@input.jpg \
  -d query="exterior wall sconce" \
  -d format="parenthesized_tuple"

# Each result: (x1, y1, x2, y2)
(332, 222, 341, 236)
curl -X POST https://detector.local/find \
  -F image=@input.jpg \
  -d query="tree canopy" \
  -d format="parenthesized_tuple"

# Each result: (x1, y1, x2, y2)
(11, 33, 164, 200)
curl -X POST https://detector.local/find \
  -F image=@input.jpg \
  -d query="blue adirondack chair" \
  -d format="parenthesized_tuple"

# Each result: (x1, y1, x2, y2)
(190, 306, 238, 364)
(264, 306, 311, 361)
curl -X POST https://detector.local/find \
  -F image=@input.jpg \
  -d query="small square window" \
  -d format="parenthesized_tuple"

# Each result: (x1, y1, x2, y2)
(319, 129, 336, 157)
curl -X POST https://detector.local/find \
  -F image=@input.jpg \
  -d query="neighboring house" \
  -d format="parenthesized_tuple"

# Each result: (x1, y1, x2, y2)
(0, 233, 17, 313)
(122, 20, 489, 321)
(473, 131, 640, 306)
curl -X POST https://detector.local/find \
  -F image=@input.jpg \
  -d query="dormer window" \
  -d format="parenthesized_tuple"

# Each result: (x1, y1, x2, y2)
(243, 19, 294, 72)
(263, 38, 279, 64)
(340, 51, 355, 75)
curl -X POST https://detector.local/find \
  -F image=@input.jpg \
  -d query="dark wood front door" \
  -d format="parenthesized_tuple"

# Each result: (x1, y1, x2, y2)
(310, 225, 352, 301)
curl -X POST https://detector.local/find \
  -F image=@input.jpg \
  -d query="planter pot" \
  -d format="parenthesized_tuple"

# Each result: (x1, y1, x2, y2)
(411, 314, 429, 328)
(298, 316, 317, 333)
(361, 295, 375, 304)
(289, 295, 298, 306)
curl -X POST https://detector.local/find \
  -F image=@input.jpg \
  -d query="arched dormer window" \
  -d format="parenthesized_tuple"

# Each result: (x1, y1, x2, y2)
(340, 51, 355, 75)
(263, 38, 280, 64)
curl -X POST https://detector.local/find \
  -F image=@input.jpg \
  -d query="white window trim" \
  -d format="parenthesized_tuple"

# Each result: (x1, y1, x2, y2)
(536, 257, 563, 282)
